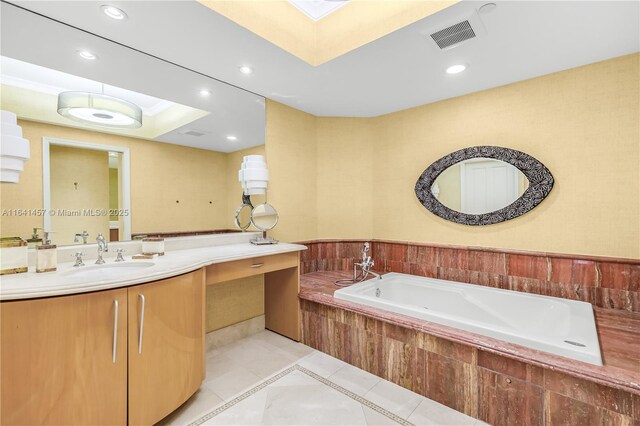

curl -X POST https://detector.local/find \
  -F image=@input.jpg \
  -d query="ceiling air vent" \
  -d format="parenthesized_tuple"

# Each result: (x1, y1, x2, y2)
(430, 20, 476, 50)
(178, 129, 208, 137)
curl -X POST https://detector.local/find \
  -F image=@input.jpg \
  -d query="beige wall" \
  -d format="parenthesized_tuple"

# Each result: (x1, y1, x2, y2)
(265, 101, 318, 242)
(266, 54, 640, 259)
(205, 275, 264, 332)
(0, 120, 264, 240)
(50, 145, 110, 246)
(109, 168, 119, 220)
(316, 118, 374, 239)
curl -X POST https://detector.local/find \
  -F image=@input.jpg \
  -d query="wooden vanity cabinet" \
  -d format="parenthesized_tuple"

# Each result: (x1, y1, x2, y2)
(127, 269, 205, 426)
(0, 269, 205, 426)
(1, 287, 128, 425)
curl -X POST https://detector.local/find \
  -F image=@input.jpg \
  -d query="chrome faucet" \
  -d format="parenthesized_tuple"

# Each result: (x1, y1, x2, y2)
(72, 252, 85, 267)
(115, 248, 126, 262)
(336, 242, 381, 286)
(355, 243, 381, 280)
(96, 233, 108, 264)
(74, 230, 89, 244)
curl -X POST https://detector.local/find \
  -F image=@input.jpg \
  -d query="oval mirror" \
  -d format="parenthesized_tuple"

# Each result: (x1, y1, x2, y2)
(234, 204, 253, 231)
(251, 203, 279, 231)
(415, 146, 553, 225)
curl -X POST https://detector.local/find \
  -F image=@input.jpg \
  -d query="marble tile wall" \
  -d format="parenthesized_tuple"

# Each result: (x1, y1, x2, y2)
(298, 240, 640, 312)
(300, 299, 640, 425)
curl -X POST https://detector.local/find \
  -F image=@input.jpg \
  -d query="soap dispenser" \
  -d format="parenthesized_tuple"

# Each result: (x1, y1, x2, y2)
(36, 231, 57, 273)
(27, 227, 43, 248)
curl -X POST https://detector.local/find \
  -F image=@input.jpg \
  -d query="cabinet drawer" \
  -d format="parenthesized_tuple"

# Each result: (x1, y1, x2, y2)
(206, 252, 298, 285)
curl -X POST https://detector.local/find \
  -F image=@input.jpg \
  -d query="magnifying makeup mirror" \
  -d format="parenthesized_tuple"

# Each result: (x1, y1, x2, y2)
(234, 204, 253, 231)
(250, 203, 279, 245)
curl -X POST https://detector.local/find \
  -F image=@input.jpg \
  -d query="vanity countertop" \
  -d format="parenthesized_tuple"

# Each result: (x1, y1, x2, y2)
(0, 242, 306, 301)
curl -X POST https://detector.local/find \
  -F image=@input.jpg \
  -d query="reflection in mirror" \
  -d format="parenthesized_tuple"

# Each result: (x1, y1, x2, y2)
(234, 204, 253, 231)
(251, 203, 279, 231)
(432, 158, 529, 215)
(249, 203, 279, 245)
(44, 138, 131, 245)
(0, 3, 266, 246)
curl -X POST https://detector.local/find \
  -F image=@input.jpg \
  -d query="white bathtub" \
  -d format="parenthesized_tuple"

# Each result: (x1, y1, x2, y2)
(334, 273, 602, 365)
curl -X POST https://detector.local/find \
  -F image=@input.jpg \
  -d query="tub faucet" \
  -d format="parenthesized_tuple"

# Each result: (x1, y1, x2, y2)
(336, 242, 381, 286)
(364, 262, 381, 280)
(96, 233, 108, 264)
(358, 256, 381, 280)
(355, 242, 380, 279)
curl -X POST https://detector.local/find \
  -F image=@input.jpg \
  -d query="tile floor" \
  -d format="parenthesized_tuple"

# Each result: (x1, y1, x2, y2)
(160, 330, 485, 426)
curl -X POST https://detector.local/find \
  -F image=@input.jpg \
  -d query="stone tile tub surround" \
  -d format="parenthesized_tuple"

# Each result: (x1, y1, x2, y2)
(298, 239, 640, 312)
(299, 273, 640, 425)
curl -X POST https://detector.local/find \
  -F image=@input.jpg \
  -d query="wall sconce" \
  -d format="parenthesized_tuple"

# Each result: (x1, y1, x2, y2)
(1, 110, 30, 183)
(238, 155, 269, 195)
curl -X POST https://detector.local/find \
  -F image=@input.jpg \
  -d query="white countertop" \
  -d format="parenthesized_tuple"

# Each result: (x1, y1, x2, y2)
(1, 241, 306, 301)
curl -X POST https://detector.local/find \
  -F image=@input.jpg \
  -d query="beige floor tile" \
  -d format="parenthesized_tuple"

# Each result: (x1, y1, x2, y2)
(268, 369, 320, 387)
(215, 339, 274, 367)
(243, 348, 298, 379)
(158, 387, 223, 426)
(328, 363, 382, 396)
(205, 351, 244, 381)
(201, 389, 269, 426)
(364, 380, 423, 419)
(251, 330, 315, 359)
(362, 406, 402, 426)
(203, 366, 263, 401)
(261, 384, 367, 425)
(297, 351, 348, 378)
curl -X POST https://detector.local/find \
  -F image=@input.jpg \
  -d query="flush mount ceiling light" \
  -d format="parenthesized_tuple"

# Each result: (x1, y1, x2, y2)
(57, 91, 142, 128)
(77, 50, 97, 60)
(199, 89, 212, 97)
(446, 64, 467, 74)
(101, 5, 128, 20)
(239, 66, 253, 75)
(226, 135, 238, 141)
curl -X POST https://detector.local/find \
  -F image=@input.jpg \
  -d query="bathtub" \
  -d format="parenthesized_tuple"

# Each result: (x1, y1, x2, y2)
(334, 273, 602, 365)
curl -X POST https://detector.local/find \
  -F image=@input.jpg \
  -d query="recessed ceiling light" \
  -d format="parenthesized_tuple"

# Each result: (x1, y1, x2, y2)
(479, 3, 497, 14)
(226, 135, 238, 141)
(445, 64, 467, 74)
(199, 89, 212, 97)
(239, 66, 253, 75)
(101, 5, 128, 20)
(77, 50, 97, 60)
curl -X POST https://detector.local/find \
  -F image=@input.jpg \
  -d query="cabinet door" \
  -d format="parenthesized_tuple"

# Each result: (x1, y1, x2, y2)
(1, 288, 127, 425)
(128, 269, 205, 425)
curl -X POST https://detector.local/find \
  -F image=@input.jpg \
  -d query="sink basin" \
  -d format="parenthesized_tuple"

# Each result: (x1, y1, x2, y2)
(64, 262, 155, 279)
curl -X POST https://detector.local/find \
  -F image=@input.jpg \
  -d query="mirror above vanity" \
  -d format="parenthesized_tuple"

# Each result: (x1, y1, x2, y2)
(415, 146, 554, 225)
(0, 2, 266, 247)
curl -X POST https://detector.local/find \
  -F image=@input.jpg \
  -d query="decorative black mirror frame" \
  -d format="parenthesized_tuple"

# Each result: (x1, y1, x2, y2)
(415, 146, 554, 226)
